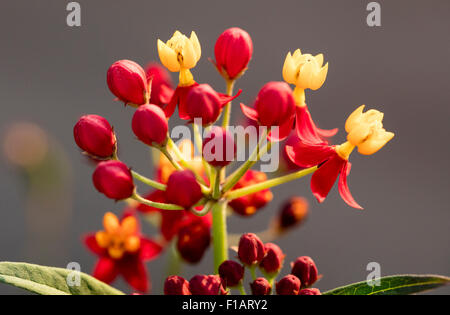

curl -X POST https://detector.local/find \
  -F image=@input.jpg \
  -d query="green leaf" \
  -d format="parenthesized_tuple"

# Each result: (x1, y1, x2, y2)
(324, 274, 450, 295)
(0, 262, 125, 295)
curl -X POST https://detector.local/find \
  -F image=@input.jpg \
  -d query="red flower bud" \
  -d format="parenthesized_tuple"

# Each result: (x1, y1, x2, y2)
(202, 127, 236, 167)
(237, 233, 266, 266)
(229, 170, 273, 217)
(182, 84, 241, 126)
(298, 288, 321, 295)
(165, 170, 203, 208)
(145, 62, 174, 106)
(107, 60, 149, 106)
(189, 275, 227, 295)
(291, 256, 319, 288)
(176, 220, 210, 264)
(240, 82, 295, 141)
(276, 275, 301, 295)
(241, 81, 295, 128)
(278, 197, 309, 230)
(92, 160, 134, 200)
(132, 104, 168, 146)
(214, 28, 253, 80)
(218, 260, 244, 287)
(259, 243, 285, 274)
(73, 115, 116, 158)
(250, 277, 272, 295)
(164, 275, 191, 295)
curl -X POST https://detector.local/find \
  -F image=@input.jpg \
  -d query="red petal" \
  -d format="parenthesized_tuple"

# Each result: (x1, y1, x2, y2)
(93, 257, 119, 284)
(285, 141, 335, 168)
(84, 234, 106, 256)
(267, 115, 294, 141)
(310, 153, 346, 203)
(217, 89, 242, 108)
(120, 259, 149, 293)
(240, 103, 259, 121)
(163, 86, 180, 118)
(178, 83, 199, 120)
(295, 106, 327, 145)
(139, 238, 163, 261)
(157, 84, 175, 105)
(338, 162, 363, 209)
(160, 211, 186, 240)
(316, 127, 339, 139)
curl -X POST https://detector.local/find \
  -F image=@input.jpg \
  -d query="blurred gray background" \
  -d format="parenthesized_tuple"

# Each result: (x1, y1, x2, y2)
(0, 0, 449, 294)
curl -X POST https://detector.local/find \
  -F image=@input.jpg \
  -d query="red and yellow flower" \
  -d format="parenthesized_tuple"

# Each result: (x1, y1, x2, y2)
(283, 49, 338, 143)
(286, 105, 394, 209)
(84, 212, 162, 293)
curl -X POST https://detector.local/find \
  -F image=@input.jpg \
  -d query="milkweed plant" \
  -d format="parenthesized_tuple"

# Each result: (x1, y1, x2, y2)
(1, 28, 448, 296)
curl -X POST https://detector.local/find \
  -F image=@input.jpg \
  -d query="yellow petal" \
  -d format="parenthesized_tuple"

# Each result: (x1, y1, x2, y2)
(108, 247, 124, 260)
(358, 130, 394, 155)
(103, 212, 120, 234)
(347, 124, 371, 146)
(310, 62, 328, 90)
(190, 31, 201, 62)
(121, 216, 138, 236)
(157, 39, 180, 72)
(172, 30, 183, 38)
(180, 37, 197, 68)
(124, 236, 141, 253)
(296, 62, 314, 89)
(345, 105, 365, 133)
(292, 48, 302, 59)
(314, 54, 324, 67)
(363, 109, 384, 126)
(95, 231, 110, 248)
(282, 52, 297, 84)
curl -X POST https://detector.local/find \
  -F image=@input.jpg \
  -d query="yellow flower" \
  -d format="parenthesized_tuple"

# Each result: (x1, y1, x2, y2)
(157, 31, 201, 72)
(95, 212, 141, 260)
(282, 49, 328, 91)
(345, 105, 395, 155)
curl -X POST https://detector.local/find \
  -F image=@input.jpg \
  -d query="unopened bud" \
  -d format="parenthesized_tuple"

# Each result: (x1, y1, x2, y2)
(132, 104, 168, 146)
(107, 60, 148, 106)
(92, 160, 134, 200)
(291, 256, 319, 288)
(189, 275, 227, 295)
(73, 115, 116, 158)
(298, 288, 321, 295)
(259, 243, 285, 275)
(276, 275, 301, 295)
(165, 170, 203, 208)
(237, 233, 265, 266)
(250, 277, 272, 295)
(164, 275, 191, 295)
(218, 260, 244, 287)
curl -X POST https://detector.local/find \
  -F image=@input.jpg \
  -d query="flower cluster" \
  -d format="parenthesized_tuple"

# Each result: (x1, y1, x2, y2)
(164, 233, 321, 295)
(73, 26, 394, 294)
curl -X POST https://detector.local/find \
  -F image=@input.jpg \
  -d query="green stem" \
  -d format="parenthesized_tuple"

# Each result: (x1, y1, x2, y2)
(192, 123, 211, 179)
(166, 241, 182, 277)
(226, 166, 318, 201)
(132, 192, 184, 210)
(190, 200, 214, 217)
(166, 138, 209, 190)
(212, 168, 222, 200)
(160, 145, 183, 171)
(249, 265, 257, 281)
(221, 80, 235, 128)
(212, 201, 228, 273)
(222, 129, 270, 193)
(237, 283, 247, 295)
(131, 171, 166, 191)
